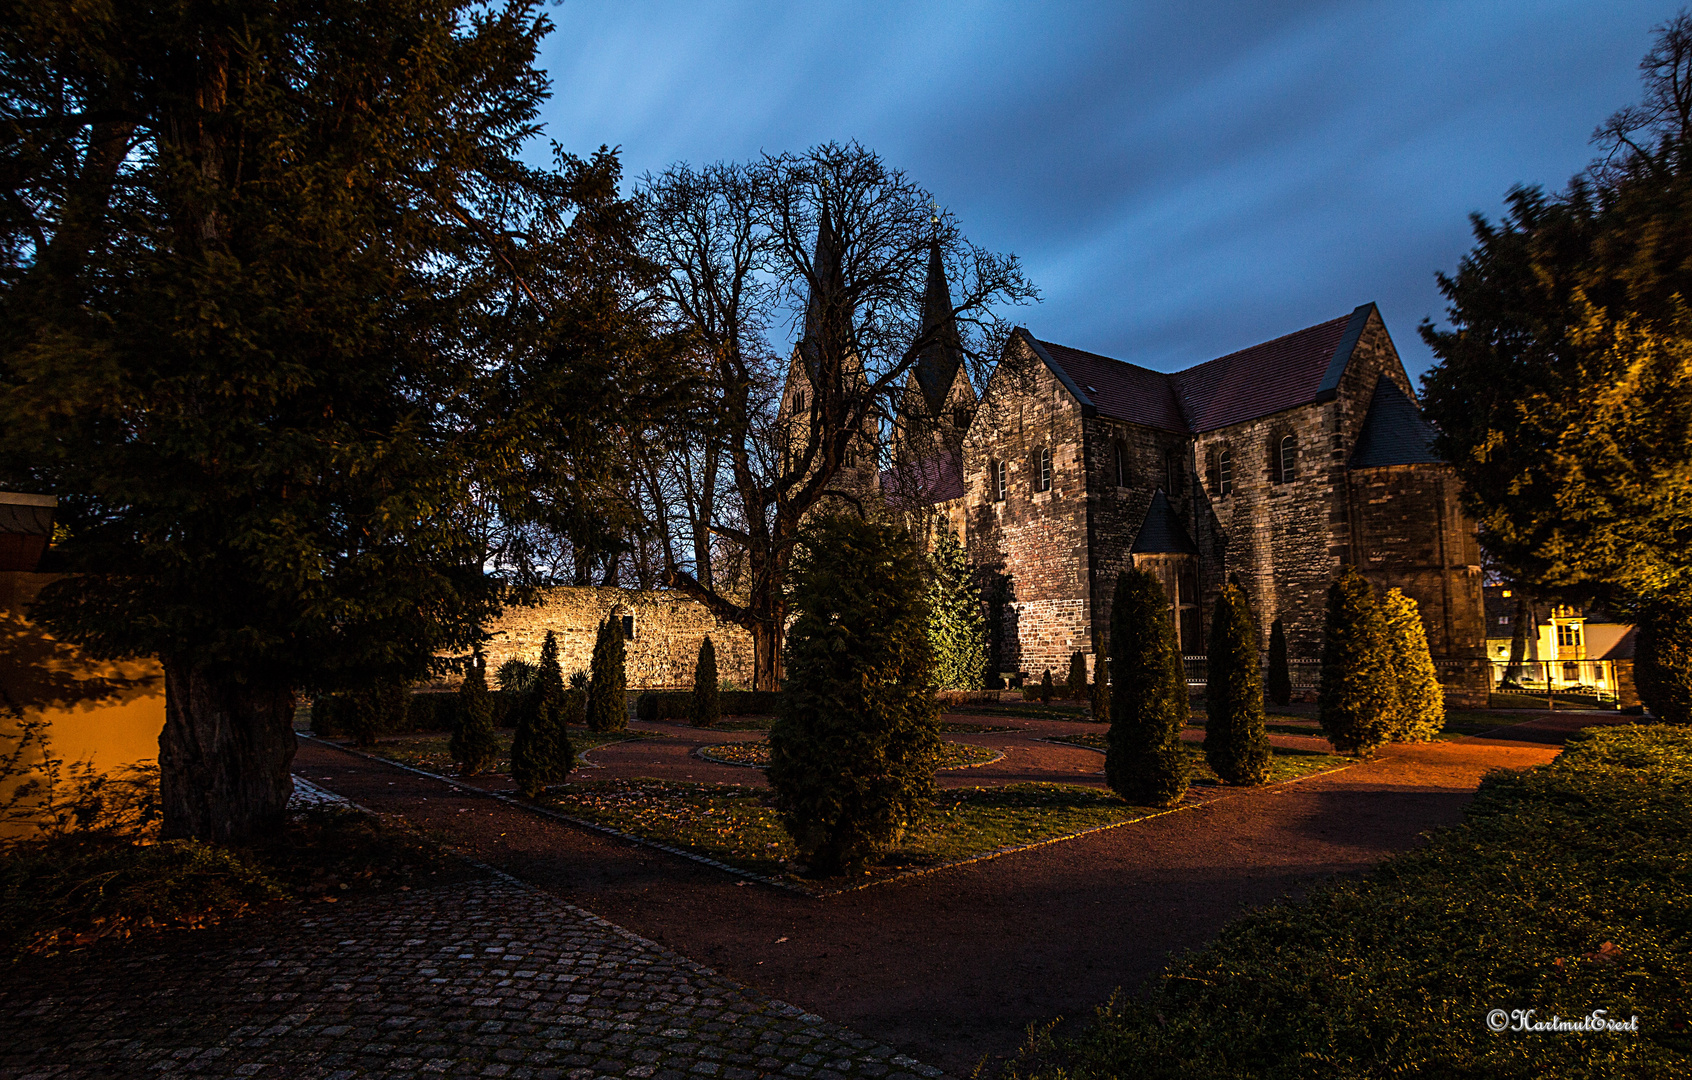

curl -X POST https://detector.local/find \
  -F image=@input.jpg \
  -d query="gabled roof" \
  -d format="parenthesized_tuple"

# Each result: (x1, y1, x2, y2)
(1017, 303, 1379, 435)
(1349, 378, 1442, 468)
(881, 451, 965, 508)
(1130, 489, 1197, 555)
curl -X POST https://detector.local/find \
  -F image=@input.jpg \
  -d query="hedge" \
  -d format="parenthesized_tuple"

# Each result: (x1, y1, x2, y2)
(1001, 723, 1692, 1079)
(635, 690, 782, 722)
(311, 689, 519, 737)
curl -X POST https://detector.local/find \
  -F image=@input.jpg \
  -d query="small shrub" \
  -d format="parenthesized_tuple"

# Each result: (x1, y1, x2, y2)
(1266, 618, 1292, 706)
(510, 631, 574, 797)
(1039, 670, 1055, 702)
(1067, 651, 1088, 700)
(1636, 590, 1692, 724)
(449, 656, 500, 776)
(1090, 631, 1109, 720)
(768, 515, 941, 875)
(1104, 570, 1190, 807)
(1203, 584, 1270, 785)
(1318, 566, 1398, 756)
(1382, 588, 1443, 741)
(495, 658, 538, 696)
(689, 637, 721, 728)
(587, 617, 628, 732)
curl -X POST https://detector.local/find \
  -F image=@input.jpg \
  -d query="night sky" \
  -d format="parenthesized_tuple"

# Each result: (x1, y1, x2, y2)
(537, 1, 1677, 383)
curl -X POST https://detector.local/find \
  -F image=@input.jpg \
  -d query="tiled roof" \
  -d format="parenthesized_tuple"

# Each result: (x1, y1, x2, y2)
(1170, 312, 1356, 432)
(1349, 379, 1443, 468)
(1129, 489, 1197, 554)
(1025, 306, 1372, 434)
(881, 451, 965, 508)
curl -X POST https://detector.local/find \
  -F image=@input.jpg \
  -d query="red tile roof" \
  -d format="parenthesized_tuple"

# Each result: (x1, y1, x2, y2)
(1032, 340, 1189, 433)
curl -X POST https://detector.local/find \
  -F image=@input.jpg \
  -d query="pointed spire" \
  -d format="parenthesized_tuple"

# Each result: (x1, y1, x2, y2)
(800, 204, 843, 383)
(914, 240, 963, 415)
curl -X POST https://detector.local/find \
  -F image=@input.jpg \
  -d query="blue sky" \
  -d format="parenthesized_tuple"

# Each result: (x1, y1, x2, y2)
(536, 1, 1677, 382)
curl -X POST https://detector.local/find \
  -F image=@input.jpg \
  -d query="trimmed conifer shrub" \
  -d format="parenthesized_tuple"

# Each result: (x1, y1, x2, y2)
(1066, 651, 1087, 700)
(926, 528, 988, 690)
(587, 617, 628, 732)
(449, 655, 500, 775)
(1318, 566, 1399, 756)
(1267, 618, 1292, 706)
(767, 515, 942, 875)
(1104, 569, 1190, 806)
(1039, 669, 1055, 702)
(1382, 588, 1443, 740)
(510, 631, 574, 797)
(1637, 590, 1692, 724)
(689, 636, 721, 728)
(1090, 631, 1109, 720)
(1204, 584, 1271, 785)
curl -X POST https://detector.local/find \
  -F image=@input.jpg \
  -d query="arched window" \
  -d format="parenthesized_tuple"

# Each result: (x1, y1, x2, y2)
(1277, 435, 1297, 483)
(1033, 447, 1052, 492)
(793, 390, 805, 413)
(991, 459, 1007, 501)
(1217, 448, 1233, 496)
(1114, 441, 1131, 487)
(1166, 451, 1180, 494)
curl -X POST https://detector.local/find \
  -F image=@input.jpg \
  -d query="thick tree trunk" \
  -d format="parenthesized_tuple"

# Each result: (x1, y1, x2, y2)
(159, 660, 297, 843)
(751, 621, 782, 692)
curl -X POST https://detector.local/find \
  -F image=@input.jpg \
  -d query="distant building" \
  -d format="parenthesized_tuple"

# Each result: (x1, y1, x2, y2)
(1482, 586, 1638, 706)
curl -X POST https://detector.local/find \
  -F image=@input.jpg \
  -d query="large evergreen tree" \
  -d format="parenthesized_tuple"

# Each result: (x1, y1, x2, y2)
(510, 630, 572, 796)
(1204, 585, 1270, 785)
(451, 654, 500, 776)
(1381, 588, 1444, 741)
(1318, 567, 1398, 757)
(586, 616, 628, 732)
(0, 0, 682, 841)
(925, 527, 988, 691)
(1636, 591, 1692, 724)
(1104, 570, 1190, 807)
(768, 515, 941, 875)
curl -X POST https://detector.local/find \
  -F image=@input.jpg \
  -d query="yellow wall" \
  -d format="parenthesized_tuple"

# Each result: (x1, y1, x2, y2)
(0, 572, 165, 840)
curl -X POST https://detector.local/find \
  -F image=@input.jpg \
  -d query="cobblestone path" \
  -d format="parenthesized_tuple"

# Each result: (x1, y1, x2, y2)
(0, 875, 947, 1080)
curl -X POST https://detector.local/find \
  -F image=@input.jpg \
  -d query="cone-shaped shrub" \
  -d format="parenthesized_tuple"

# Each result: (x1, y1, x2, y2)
(587, 616, 628, 732)
(1382, 588, 1443, 740)
(1203, 585, 1271, 785)
(926, 528, 988, 690)
(1039, 670, 1055, 702)
(1090, 631, 1109, 720)
(1066, 651, 1088, 700)
(689, 636, 721, 728)
(1267, 618, 1292, 706)
(511, 631, 574, 797)
(450, 655, 500, 775)
(1318, 566, 1398, 756)
(768, 515, 941, 875)
(1637, 590, 1692, 723)
(1104, 569, 1191, 806)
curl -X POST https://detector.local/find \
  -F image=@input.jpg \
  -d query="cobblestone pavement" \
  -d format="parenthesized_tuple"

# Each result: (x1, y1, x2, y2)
(0, 875, 949, 1080)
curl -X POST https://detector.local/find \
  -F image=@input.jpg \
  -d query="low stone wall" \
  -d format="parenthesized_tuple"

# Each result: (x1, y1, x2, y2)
(478, 587, 755, 691)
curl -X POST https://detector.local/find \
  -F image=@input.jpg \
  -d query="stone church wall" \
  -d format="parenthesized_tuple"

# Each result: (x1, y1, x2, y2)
(479, 587, 755, 690)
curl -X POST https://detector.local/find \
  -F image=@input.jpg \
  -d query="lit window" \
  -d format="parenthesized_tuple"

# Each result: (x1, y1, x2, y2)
(1279, 435, 1297, 483)
(1498, 615, 1511, 625)
(1563, 661, 1579, 681)
(1034, 448, 1052, 492)
(1557, 622, 1582, 648)
(1502, 589, 1512, 598)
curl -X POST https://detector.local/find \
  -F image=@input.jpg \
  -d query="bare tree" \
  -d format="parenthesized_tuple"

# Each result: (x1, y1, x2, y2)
(636, 142, 1036, 689)
(1593, 11, 1692, 184)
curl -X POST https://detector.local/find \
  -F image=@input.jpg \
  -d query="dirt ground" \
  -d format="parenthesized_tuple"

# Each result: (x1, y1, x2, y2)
(294, 710, 1624, 1075)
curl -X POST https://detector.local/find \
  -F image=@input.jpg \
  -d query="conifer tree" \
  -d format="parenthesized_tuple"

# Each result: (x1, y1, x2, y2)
(689, 636, 721, 728)
(1090, 631, 1110, 721)
(511, 631, 573, 797)
(450, 654, 500, 776)
(587, 617, 628, 732)
(1039, 670, 1055, 702)
(1636, 590, 1692, 724)
(1066, 651, 1088, 700)
(1267, 618, 1293, 706)
(1381, 589, 1444, 740)
(1318, 566, 1399, 756)
(925, 529, 988, 690)
(768, 515, 941, 875)
(1104, 569, 1191, 807)
(1204, 585, 1271, 785)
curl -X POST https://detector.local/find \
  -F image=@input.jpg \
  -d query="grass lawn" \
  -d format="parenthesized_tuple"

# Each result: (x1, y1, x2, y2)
(1003, 724, 1692, 1080)
(357, 729, 653, 776)
(697, 740, 1002, 770)
(536, 779, 1168, 886)
(1044, 732, 1348, 785)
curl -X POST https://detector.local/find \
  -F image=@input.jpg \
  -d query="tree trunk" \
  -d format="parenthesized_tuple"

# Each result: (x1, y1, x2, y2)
(159, 660, 297, 843)
(751, 620, 782, 692)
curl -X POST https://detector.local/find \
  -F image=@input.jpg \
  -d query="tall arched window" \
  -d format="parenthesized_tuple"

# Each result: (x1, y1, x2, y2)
(793, 390, 805, 413)
(1278, 435, 1297, 483)
(1166, 451, 1180, 494)
(1114, 441, 1130, 487)
(1217, 448, 1233, 496)
(991, 459, 1007, 501)
(1033, 447, 1052, 492)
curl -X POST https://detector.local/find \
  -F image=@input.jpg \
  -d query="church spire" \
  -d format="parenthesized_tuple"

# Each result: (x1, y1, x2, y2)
(914, 239, 963, 415)
(800, 204, 843, 383)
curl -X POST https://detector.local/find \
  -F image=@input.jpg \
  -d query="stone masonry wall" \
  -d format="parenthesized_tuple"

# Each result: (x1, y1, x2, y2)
(479, 587, 755, 690)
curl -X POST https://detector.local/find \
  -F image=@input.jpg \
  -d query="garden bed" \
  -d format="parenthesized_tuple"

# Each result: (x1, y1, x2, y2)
(697, 740, 1002, 771)
(1000, 723, 1692, 1079)
(535, 779, 1174, 889)
(352, 729, 654, 776)
(1043, 733, 1348, 786)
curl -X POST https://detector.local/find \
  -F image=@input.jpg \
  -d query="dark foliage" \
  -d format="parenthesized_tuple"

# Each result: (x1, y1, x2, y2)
(635, 690, 783, 722)
(1266, 618, 1292, 706)
(587, 617, 627, 732)
(449, 657, 499, 775)
(767, 516, 941, 875)
(1090, 631, 1109, 720)
(1318, 566, 1398, 757)
(1636, 590, 1692, 723)
(314, 683, 408, 749)
(1203, 585, 1270, 785)
(510, 631, 573, 797)
(1104, 570, 1190, 807)
(689, 636, 721, 728)
(1038, 670, 1055, 703)
(1066, 651, 1087, 700)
